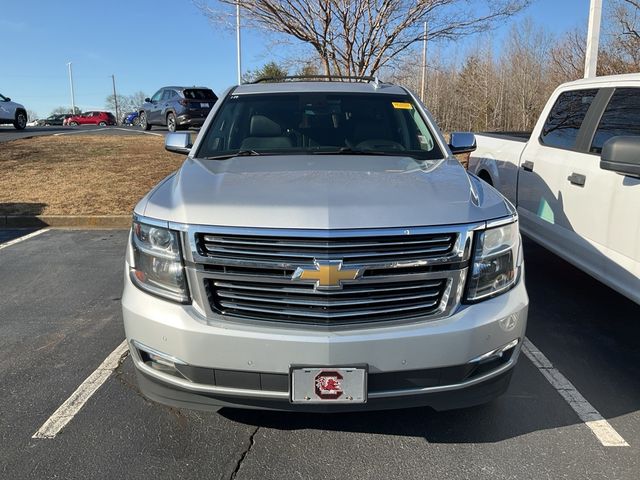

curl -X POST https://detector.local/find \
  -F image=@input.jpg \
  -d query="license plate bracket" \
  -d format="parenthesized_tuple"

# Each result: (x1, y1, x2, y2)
(290, 365, 367, 404)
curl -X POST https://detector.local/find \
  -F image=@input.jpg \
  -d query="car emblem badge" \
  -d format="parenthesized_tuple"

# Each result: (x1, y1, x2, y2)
(292, 260, 362, 290)
(315, 371, 343, 399)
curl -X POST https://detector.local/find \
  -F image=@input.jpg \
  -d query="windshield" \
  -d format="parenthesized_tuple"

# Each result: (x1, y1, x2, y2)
(197, 92, 443, 160)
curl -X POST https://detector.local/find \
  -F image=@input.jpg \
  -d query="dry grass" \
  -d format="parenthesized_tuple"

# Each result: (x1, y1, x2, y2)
(0, 135, 185, 216)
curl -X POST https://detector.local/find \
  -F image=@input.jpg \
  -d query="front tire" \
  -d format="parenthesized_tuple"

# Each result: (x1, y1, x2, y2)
(166, 112, 177, 132)
(139, 112, 151, 131)
(14, 111, 27, 130)
(98, 121, 107, 126)
(69, 121, 78, 126)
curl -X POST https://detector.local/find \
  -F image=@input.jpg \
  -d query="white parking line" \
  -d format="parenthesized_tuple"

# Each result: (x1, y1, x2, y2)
(110, 127, 163, 137)
(522, 338, 629, 447)
(0, 229, 50, 251)
(33, 340, 129, 439)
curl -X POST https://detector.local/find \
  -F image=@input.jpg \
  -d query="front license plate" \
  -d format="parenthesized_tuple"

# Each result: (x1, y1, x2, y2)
(290, 367, 367, 404)
(200, 102, 210, 108)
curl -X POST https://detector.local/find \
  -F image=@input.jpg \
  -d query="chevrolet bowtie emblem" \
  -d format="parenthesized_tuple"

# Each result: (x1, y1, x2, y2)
(292, 260, 362, 290)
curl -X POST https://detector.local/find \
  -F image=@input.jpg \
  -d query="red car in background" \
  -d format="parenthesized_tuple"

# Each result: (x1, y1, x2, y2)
(64, 111, 116, 126)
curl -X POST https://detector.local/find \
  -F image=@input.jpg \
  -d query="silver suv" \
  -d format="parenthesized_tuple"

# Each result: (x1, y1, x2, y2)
(122, 77, 528, 412)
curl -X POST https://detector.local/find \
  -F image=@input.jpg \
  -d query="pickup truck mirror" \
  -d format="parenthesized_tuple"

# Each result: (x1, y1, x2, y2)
(144, 97, 151, 103)
(165, 132, 192, 155)
(4, 97, 10, 102)
(449, 132, 477, 155)
(600, 136, 640, 178)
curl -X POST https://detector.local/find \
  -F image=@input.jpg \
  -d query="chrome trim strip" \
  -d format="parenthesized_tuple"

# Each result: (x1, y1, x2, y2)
(367, 358, 516, 398)
(485, 214, 518, 230)
(132, 340, 188, 366)
(132, 213, 169, 229)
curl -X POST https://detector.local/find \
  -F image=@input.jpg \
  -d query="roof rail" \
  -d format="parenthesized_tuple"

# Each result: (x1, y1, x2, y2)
(249, 75, 382, 85)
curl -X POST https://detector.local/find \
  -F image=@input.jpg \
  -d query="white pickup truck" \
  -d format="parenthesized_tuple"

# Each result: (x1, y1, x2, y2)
(469, 73, 640, 305)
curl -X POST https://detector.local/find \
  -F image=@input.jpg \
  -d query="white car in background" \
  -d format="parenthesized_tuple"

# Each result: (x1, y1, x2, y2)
(0, 93, 27, 130)
(469, 74, 640, 305)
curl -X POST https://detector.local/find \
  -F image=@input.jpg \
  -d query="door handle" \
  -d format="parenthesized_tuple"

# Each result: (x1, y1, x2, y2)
(522, 160, 534, 172)
(567, 172, 586, 186)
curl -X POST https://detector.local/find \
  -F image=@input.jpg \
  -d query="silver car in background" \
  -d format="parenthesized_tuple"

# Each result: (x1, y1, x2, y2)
(122, 77, 528, 412)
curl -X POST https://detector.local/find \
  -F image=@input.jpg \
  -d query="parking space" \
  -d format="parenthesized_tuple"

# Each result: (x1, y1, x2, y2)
(0, 230, 638, 479)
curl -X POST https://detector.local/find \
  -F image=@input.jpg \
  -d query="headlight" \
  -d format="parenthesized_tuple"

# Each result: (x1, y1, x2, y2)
(465, 220, 521, 302)
(129, 221, 190, 303)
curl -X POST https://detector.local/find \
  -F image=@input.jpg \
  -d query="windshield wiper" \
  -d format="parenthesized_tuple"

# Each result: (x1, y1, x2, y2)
(203, 150, 261, 160)
(316, 147, 406, 156)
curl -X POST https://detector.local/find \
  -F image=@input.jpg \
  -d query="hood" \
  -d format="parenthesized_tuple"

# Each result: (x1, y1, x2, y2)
(140, 155, 511, 229)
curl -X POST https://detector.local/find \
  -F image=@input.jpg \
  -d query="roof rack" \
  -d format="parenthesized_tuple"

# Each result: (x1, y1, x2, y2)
(250, 75, 382, 86)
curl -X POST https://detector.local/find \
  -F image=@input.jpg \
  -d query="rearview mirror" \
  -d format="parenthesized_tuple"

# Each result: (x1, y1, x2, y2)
(449, 132, 477, 155)
(165, 132, 192, 154)
(601, 136, 640, 178)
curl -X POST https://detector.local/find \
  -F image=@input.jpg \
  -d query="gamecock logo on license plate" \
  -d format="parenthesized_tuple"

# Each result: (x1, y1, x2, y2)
(314, 371, 343, 399)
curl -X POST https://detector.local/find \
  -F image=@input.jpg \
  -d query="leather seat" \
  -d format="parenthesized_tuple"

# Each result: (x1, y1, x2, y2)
(240, 115, 293, 150)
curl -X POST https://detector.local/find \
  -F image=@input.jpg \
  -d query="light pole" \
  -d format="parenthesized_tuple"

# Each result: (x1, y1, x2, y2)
(420, 22, 427, 103)
(67, 62, 76, 114)
(584, 0, 603, 78)
(111, 74, 119, 124)
(236, 1, 242, 84)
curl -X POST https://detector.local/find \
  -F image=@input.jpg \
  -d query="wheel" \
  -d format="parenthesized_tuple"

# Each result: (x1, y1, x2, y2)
(139, 111, 151, 131)
(44, 123, 50, 126)
(166, 112, 177, 132)
(69, 121, 78, 126)
(13, 111, 27, 130)
(132, 116, 140, 126)
(98, 121, 107, 126)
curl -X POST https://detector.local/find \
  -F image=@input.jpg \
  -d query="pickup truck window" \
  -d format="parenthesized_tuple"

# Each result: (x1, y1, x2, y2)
(590, 88, 640, 154)
(540, 89, 598, 150)
(198, 93, 443, 160)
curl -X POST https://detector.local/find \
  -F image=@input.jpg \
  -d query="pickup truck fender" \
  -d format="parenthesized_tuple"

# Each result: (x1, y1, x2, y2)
(468, 155, 501, 187)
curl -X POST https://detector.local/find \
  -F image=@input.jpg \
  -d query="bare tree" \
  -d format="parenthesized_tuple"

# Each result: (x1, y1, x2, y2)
(197, 0, 530, 77)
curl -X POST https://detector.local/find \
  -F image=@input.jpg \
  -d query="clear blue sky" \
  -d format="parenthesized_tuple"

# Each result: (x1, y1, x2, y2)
(1, 0, 589, 117)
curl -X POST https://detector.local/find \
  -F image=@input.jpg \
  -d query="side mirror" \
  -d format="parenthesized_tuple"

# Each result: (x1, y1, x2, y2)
(449, 132, 477, 155)
(165, 132, 192, 154)
(144, 97, 151, 103)
(601, 136, 640, 178)
(4, 97, 10, 102)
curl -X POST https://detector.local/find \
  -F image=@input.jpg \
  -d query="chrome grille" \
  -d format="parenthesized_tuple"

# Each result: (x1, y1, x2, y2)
(197, 232, 456, 265)
(185, 226, 473, 326)
(207, 278, 447, 324)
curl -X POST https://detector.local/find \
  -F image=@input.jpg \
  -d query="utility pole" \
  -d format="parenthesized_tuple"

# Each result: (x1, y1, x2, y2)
(584, 0, 603, 78)
(111, 74, 119, 124)
(67, 62, 76, 114)
(420, 22, 427, 103)
(236, 1, 242, 84)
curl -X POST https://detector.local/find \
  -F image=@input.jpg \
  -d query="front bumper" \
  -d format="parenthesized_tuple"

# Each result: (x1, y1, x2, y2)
(122, 271, 528, 411)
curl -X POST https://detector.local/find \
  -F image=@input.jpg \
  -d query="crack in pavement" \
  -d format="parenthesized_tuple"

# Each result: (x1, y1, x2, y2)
(230, 426, 259, 480)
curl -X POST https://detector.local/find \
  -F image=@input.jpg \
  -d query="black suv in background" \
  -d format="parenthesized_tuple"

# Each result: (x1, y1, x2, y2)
(139, 86, 217, 132)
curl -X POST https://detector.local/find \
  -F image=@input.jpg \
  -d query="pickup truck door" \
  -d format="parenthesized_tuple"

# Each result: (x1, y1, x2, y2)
(559, 86, 640, 302)
(516, 88, 601, 250)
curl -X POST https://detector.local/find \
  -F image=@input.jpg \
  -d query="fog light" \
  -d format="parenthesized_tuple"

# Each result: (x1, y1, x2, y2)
(133, 340, 186, 376)
(470, 338, 519, 364)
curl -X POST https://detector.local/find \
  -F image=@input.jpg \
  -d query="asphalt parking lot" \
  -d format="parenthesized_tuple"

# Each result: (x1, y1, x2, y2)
(0, 125, 178, 143)
(0, 229, 638, 479)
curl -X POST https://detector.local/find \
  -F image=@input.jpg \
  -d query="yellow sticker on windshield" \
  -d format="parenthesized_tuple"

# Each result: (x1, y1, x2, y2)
(392, 102, 413, 110)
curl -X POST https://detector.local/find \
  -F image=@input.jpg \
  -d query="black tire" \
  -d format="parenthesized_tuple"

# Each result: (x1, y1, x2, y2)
(139, 111, 151, 131)
(166, 112, 177, 132)
(98, 121, 107, 126)
(69, 121, 78, 126)
(13, 110, 27, 130)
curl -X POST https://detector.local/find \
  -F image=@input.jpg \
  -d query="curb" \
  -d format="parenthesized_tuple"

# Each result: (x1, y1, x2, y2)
(1, 215, 131, 228)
